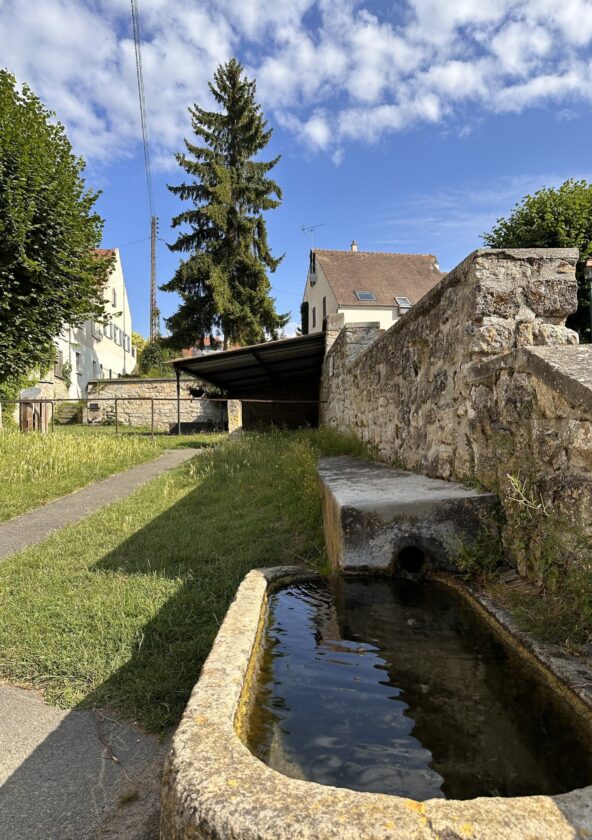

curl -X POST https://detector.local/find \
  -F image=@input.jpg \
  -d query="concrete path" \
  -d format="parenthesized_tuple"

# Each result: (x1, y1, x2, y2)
(0, 684, 169, 840)
(0, 448, 197, 561)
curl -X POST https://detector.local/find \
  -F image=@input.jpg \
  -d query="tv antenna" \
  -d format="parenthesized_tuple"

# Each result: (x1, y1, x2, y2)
(301, 222, 326, 250)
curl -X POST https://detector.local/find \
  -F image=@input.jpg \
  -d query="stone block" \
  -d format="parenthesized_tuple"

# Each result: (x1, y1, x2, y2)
(318, 456, 499, 574)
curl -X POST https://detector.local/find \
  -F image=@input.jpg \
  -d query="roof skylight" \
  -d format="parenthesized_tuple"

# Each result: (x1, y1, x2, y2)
(355, 290, 376, 301)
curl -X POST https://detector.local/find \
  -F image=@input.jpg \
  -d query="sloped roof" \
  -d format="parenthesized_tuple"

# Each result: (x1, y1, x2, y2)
(314, 249, 444, 306)
(171, 332, 326, 393)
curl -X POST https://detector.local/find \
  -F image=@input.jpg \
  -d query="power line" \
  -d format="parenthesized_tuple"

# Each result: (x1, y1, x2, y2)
(130, 0, 154, 219)
(119, 235, 151, 248)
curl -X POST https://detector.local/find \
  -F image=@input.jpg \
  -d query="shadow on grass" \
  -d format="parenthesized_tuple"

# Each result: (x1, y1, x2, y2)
(81, 457, 304, 732)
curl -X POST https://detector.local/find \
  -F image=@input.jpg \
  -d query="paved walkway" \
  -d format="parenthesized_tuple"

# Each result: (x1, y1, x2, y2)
(0, 684, 169, 840)
(0, 448, 197, 561)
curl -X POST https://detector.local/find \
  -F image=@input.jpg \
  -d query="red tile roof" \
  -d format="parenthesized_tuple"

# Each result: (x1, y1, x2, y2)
(314, 249, 444, 306)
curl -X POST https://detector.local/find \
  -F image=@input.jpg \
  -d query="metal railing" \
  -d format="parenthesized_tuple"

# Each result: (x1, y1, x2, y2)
(0, 396, 324, 437)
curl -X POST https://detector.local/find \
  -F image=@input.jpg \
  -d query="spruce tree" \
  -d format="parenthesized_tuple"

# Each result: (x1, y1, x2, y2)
(163, 58, 288, 349)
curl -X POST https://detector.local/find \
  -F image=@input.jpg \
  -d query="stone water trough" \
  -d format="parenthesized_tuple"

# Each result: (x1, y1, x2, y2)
(161, 460, 592, 840)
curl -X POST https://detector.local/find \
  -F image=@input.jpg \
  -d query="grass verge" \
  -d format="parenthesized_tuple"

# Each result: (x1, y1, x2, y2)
(0, 427, 222, 522)
(0, 429, 368, 730)
(488, 565, 592, 655)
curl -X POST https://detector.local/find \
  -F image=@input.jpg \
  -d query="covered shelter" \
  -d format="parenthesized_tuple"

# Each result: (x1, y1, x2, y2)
(171, 332, 326, 429)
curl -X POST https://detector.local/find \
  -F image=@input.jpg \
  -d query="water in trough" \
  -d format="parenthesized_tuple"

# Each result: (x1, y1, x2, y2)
(246, 577, 592, 800)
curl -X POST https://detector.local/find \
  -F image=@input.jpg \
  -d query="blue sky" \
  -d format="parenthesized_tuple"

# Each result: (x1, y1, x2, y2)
(2, 0, 592, 337)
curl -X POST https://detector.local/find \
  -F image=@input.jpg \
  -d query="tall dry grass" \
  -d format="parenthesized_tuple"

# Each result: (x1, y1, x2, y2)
(0, 429, 160, 521)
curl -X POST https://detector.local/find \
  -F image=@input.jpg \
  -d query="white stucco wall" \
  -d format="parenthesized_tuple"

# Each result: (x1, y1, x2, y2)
(302, 261, 338, 333)
(337, 306, 401, 330)
(47, 249, 135, 399)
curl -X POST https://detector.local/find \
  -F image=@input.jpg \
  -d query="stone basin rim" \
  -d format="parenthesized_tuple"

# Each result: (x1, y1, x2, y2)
(160, 566, 592, 840)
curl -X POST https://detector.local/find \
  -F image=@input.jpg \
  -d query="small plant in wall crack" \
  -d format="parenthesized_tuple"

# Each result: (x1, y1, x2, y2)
(61, 361, 72, 390)
(503, 472, 565, 590)
(505, 474, 550, 519)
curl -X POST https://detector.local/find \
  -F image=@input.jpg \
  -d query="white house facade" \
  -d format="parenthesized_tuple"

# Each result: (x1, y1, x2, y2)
(302, 242, 444, 334)
(46, 248, 135, 399)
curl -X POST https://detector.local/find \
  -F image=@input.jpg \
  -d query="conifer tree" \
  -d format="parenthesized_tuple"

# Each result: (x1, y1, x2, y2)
(162, 58, 288, 349)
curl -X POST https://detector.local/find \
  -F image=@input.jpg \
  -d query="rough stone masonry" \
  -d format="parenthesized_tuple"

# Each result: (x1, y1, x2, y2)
(321, 248, 592, 577)
(84, 377, 224, 431)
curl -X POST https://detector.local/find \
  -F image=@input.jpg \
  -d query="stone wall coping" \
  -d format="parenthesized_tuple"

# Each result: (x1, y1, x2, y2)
(465, 345, 592, 413)
(161, 565, 592, 840)
(325, 247, 579, 371)
(88, 377, 197, 385)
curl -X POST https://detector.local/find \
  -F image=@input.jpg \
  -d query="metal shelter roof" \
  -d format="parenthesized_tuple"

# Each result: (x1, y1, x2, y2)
(170, 332, 326, 393)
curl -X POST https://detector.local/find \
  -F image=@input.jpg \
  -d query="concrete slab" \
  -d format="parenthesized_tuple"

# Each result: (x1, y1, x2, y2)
(318, 456, 500, 573)
(0, 684, 169, 840)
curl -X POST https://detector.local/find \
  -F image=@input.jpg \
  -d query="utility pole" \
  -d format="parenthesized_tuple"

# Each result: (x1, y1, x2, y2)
(131, 0, 159, 343)
(150, 215, 159, 340)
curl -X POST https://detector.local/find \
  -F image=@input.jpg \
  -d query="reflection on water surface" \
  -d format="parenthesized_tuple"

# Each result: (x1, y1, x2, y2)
(247, 578, 592, 800)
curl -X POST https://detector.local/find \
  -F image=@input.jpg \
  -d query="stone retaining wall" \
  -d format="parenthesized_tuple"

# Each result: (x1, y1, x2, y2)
(320, 248, 592, 574)
(84, 378, 224, 431)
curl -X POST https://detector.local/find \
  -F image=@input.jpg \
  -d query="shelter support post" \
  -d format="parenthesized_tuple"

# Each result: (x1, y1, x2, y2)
(176, 368, 181, 435)
(227, 400, 243, 436)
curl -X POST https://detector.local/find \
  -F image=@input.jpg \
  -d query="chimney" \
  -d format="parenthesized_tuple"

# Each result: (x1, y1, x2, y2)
(351, 240, 358, 252)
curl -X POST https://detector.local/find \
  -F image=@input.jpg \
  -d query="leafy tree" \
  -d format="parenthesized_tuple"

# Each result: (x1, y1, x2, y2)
(136, 339, 176, 378)
(483, 179, 592, 342)
(162, 58, 288, 350)
(131, 331, 147, 371)
(132, 331, 147, 353)
(0, 70, 111, 383)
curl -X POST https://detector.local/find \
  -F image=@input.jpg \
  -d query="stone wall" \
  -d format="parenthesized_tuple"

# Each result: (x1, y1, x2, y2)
(320, 248, 592, 574)
(84, 378, 225, 431)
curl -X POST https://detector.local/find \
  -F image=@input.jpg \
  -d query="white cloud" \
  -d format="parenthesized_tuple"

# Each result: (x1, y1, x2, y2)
(1, 0, 592, 165)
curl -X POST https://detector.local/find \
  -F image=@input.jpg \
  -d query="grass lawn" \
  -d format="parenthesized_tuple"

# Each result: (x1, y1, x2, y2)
(0, 429, 368, 731)
(0, 426, 223, 522)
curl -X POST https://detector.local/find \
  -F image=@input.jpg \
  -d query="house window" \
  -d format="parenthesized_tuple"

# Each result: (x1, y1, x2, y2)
(312, 306, 316, 329)
(54, 349, 64, 379)
(322, 296, 326, 319)
(104, 321, 112, 340)
(355, 290, 376, 301)
(75, 351, 82, 374)
(112, 288, 117, 307)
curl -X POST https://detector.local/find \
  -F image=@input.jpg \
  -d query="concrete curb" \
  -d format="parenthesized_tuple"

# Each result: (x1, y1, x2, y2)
(160, 566, 592, 840)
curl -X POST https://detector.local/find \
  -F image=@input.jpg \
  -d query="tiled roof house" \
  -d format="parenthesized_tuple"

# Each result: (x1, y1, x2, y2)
(302, 242, 444, 333)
